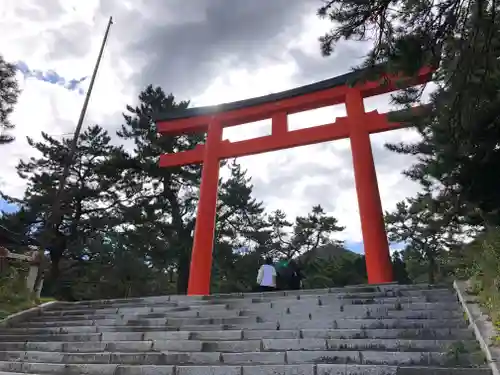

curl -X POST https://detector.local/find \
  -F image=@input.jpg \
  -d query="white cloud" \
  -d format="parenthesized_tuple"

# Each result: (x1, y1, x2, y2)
(0, 0, 135, 198)
(0, 1, 426, 250)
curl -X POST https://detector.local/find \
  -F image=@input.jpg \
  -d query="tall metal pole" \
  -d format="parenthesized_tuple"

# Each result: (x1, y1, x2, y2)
(42, 17, 114, 255)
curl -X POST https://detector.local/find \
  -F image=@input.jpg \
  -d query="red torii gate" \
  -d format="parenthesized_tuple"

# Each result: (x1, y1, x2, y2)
(156, 66, 434, 296)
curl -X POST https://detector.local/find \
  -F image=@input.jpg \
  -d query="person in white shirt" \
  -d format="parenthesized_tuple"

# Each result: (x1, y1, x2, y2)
(256, 257, 277, 292)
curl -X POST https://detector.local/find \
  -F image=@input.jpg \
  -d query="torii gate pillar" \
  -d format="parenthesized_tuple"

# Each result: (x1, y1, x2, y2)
(187, 121, 223, 294)
(347, 89, 393, 283)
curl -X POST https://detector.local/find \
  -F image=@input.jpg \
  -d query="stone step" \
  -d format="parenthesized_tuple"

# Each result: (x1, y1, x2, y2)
(0, 364, 492, 375)
(41, 303, 230, 316)
(32, 309, 242, 322)
(39, 295, 461, 319)
(254, 289, 455, 301)
(41, 305, 191, 316)
(265, 318, 468, 330)
(25, 303, 462, 329)
(0, 349, 485, 366)
(226, 296, 458, 310)
(211, 284, 451, 299)
(245, 302, 462, 312)
(0, 363, 491, 375)
(26, 309, 463, 327)
(33, 299, 461, 321)
(323, 338, 473, 352)
(0, 337, 473, 353)
(45, 289, 456, 312)
(1, 317, 469, 335)
(228, 296, 459, 310)
(247, 310, 463, 320)
(300, 328, 474, 340)
(37, 300, 462, 319)
(48, 285, 448, 307)
(0, 327, 475, 343)
(12, 316, 255, 328)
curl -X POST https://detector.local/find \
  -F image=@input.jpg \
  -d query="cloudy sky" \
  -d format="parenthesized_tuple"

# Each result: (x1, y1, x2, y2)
(0, 0, 424, 253)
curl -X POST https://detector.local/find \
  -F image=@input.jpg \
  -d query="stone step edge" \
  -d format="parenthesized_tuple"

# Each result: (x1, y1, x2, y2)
(32, 309, 463, 322)
(46, 292, 460, 306)
(44, 297, 460, 315)
(0, 328, 476, 342)
(0, 337, 471, 351)
(0, 363, 491, 375)
(0, 301, 61, 328)
(37, 302, 464, 316)
(454, 279, 500, 375)
(53, 283, 450, 306)
(42, 297, 462, 315)
(1, 324, 469, 335)
(23, 311, 465, 326)
(0, 324, 472, 334)
(11, 316, 468, 326)
(48, 290, 457, 311)
(0, 349, 481, 364)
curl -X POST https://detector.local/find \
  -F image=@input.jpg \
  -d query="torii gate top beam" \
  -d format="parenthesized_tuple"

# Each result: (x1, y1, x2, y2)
(155, 66, 434, 135)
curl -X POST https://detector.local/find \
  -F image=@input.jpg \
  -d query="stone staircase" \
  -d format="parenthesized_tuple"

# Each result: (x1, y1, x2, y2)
(0, 284, 492, 374)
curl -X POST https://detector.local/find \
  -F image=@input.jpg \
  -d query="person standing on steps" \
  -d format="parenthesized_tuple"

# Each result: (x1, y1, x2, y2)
(256, 257, 277, 292)
(288, 259, 303, 290)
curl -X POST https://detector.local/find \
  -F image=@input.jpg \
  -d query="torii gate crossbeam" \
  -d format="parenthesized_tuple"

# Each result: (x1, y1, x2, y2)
(155, 66, 434, 296)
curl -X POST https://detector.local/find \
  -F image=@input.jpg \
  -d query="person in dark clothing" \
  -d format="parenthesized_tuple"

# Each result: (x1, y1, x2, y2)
(288, 260, 303, 290)
(275, 260, 290, 291)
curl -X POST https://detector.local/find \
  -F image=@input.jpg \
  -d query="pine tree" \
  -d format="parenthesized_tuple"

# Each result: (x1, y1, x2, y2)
(118, 86, 272, 293)
(318, 1, 500, 226)
(0, 54, 20, 144)
(116, 85, 204, 294)
(384, 192, 465, 283)
(1, 125, 127, 288)
(212, 160, 268, 293)
(265, 205, 345, 260)
(60, 232, 174, 301)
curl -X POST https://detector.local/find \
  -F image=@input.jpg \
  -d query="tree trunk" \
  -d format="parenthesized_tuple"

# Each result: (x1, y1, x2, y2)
(49, 251, 61, 280)
(176, 250, 190, 294)
(163, 183, 197, 295)
(427, 254, 436, 284)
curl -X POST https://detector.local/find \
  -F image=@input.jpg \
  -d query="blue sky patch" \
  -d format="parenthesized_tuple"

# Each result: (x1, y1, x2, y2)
(16, 61, 87, 94)
(0, 199, 19, 215)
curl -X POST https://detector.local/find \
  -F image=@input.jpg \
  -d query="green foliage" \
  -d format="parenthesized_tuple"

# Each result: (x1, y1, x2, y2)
(213, 202, 348, 293)
(319, 0, 500, 227)
(44, 233, 176, 301)
(391, 251, 411, 284)
(303, 252, 366, 288)
(0, 262, 35, 319)
(0, 54, 20, 144)
(460, 228, 500, 324)
(385, 192, 465, 283)
(1, 125, 129, 287)
(265, 205, 345, 260)
(116, 86, 204, 294)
